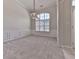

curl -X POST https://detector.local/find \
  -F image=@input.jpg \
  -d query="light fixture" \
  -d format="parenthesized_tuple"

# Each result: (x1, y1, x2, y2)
(72, 0, 75, 6)
(31, 0, 37, 19)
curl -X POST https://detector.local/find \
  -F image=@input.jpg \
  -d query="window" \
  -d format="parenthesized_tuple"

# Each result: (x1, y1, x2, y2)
(35, 13, 50, 32)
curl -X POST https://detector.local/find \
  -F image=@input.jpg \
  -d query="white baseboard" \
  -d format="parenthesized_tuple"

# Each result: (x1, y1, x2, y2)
(59, 45, 75, 49)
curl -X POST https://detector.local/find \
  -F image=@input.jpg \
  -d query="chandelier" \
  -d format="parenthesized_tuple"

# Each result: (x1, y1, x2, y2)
(31, 0, 37, 19)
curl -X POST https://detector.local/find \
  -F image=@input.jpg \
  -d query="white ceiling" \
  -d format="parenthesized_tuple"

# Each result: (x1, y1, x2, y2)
(16, 0, 56, 11)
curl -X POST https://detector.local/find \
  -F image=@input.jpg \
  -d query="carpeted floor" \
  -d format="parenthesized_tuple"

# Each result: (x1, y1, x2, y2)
(3, 35, 65, 59)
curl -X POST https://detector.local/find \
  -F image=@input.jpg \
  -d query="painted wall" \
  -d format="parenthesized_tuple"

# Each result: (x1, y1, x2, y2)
(3, 0, 31, 42)
(31, 4, 57, 38)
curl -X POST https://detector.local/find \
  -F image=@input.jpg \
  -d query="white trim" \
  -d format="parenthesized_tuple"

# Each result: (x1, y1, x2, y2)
(57, 0, 60, 46)
(60, 45, 74, 49)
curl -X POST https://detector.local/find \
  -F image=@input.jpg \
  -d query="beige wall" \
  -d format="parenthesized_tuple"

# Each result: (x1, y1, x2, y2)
(31, 4, 57, 38)
(3, 0, 31, 42)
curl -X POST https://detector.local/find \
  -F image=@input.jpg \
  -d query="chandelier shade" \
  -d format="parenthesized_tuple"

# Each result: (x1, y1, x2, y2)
(31, 11, 36, 16)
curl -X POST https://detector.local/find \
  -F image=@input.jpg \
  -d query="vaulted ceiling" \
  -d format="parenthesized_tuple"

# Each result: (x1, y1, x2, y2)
(16, 0, 57, 11)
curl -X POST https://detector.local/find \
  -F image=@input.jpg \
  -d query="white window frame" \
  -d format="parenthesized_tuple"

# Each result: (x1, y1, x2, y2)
(35, 13, 50, 32)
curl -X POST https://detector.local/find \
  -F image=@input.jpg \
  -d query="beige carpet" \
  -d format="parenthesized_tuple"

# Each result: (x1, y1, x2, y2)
(3, 35, 65, 59)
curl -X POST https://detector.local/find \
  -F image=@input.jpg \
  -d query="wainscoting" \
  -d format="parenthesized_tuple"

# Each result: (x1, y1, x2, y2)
(3, 30, 30, 42)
